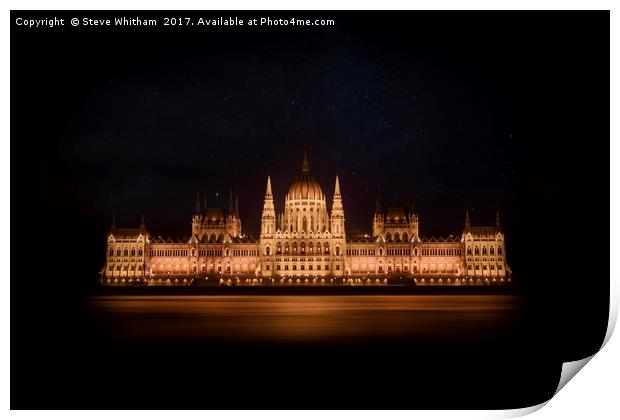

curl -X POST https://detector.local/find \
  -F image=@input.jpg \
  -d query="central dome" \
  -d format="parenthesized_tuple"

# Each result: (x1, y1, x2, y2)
(287, 148, 324, 200)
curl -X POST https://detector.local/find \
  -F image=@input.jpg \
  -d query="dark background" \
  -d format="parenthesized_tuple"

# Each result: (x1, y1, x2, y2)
(11, 11, 609, 409)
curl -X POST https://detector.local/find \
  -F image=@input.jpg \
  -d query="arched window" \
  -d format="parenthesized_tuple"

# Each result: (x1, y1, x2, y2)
(116, 249, 121, 256)
(265, 246, 271, 256)
(394, 233, 400, 241)
(482, 247, 487, 255)
(379, 248, 384, 256)
(191, 249, 196, 257)
(300, 242, 306, 254)
(402, 233, 408, 241)
(324, 242, 330, 254)
(490, 247, 495, 255)
(123, 249, 129, 256)
(335, 246, 341, 256)
(386, 233, 392, 241)
(498, 246, 503, 255)
(285, 242, 290, 253)
(467, 247, 472, 256)
(277, 242, 282, 254)
(225, 248, 230, 257)
(292, 242, 298, 253)
(474, 247, 480, 255)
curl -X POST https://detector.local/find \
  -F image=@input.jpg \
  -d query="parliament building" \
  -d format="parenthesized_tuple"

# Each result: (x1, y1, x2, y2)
(101, 150, 511, 285)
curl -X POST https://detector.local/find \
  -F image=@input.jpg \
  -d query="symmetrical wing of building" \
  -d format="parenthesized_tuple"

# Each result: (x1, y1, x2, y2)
(102, 150, 511, 284)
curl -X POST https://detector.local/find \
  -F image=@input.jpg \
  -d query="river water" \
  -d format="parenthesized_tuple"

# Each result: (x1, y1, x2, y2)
(89, 294, 523, 344)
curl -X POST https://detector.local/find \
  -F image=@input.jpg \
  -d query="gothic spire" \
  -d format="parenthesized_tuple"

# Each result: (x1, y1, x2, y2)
(465, 210, 471, 229)
(195, 191, 201, 214)
(228, 188, 234, 216)
(301, 145, 310, 174)
(265, 175, 272, 197)
(334, 174, 341, 197)
(331, 175, 343, 214)
(235, 194, 240, 218)
(496, 210, 501, 230)
(375, 185, 382, 215)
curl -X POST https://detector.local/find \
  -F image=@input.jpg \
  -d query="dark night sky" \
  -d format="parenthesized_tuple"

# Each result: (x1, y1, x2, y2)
(15, 11, 521, 238)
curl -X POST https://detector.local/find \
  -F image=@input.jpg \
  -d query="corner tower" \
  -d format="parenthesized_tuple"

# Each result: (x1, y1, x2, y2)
(259, 176, 276, 276)
(331, 175, 346, 275)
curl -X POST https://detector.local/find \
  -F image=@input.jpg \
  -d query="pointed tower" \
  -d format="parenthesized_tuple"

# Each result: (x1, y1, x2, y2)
(302, 145, 310, 174)
(373, 185, 384, 237)
(496, 210, 501, 231)
(260, 175, 276, 276)
(330, 175, 346, 275)
(224, 188, 241, 238)
(195, 191, 201, 215)
(331, 175, 344, 228)
(408, 199, 419, 238)
(203, 193, 208, 213)
(228, 189, 234, 218)
(234, 194, 242, 236)
(261, 176, 275, 236)
(192, 192, 203, 238)
(465, 210, 471, 231)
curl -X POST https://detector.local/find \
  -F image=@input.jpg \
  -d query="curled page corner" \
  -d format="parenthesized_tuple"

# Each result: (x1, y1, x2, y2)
(495, 293, 617, 419)
(493, 356, 595, 419)
(554, 355, 595, 396)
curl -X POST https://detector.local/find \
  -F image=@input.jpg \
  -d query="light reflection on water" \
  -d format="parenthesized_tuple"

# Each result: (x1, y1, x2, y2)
(89, 295, 523, 343)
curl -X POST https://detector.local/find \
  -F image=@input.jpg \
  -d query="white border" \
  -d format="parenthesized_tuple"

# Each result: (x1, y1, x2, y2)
(3, 1, 617, 418)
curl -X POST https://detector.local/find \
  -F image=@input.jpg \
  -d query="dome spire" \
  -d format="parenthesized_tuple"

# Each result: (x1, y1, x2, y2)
(301, 145, 310, 174)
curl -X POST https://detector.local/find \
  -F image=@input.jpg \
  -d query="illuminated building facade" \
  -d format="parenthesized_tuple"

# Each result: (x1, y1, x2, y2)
(102, 150, 510, 284)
